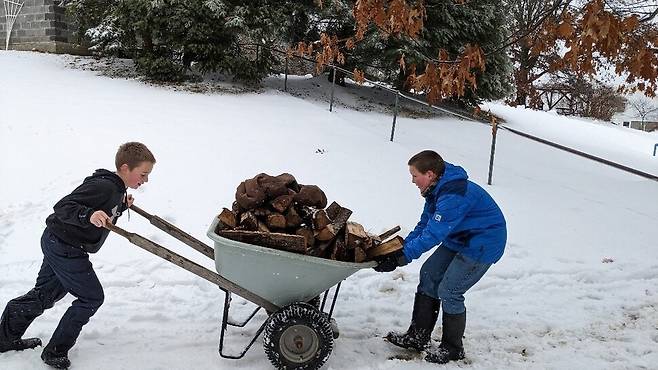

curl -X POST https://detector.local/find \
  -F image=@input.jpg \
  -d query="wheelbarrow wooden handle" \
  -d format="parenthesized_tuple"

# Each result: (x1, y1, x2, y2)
(129, 205, 215, 260)
(105, 222, 280, 313)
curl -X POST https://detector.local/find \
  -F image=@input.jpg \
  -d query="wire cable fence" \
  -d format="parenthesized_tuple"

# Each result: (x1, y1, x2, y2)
(240, 43, 658, 184)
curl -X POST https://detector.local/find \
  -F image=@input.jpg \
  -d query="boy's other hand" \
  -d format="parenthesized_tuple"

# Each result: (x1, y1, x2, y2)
(373, 249, 408, 272)
(90, 211, 111, 228)
(125, 194, 134, 208)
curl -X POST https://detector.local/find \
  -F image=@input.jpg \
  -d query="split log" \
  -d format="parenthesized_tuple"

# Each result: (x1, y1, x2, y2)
(312, 209, 331, 231)
(216, 208, 237, 231)
(257, 221, 270, 233)
(329, 237, 346, 260)
(270, 194, 294, 213)
(296, 227, 315, 248)
(266, 213, 287, 230)
(325, 201, 342, 220)
(236, 181, 266, 210)
(252, 207, 272, 218)
(231, 201, 244, 214)
(295, 205, 315, 225)
(260, 176, 289, 198)
(309, 239, 333, 258)
(354, 247, 366, 263)
(345, 222, 369, 249)
(217, 230, 307, 254)
(366, 236, 404, 259)
(378, 225, 401, 241)
(316, 206, 352, 241)
(294, 185, 327, 208)
(239, 211, 259, 231)
(285, 207, 303, 228)
(275, 173, 300, 192)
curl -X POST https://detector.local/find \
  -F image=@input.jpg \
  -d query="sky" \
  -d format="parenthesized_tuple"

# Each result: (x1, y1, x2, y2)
(1, 51, 657, 370)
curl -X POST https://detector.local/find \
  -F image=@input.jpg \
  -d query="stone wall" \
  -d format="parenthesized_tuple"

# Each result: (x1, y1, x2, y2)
(0, 0, 86, 54)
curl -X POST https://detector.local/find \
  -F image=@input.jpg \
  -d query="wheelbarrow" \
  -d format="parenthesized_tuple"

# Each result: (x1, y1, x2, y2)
(105, 205, 378, 370)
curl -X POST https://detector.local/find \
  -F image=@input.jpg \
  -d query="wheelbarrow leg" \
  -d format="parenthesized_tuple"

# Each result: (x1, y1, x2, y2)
(219, 291, 269, 359)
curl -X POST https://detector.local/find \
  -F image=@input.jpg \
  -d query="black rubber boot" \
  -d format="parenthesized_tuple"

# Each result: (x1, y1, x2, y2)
(41, 347, 71, 369)
(385, 293, 440, 351)
(0, 337, 42, 353)
(425, 311, 466, 364)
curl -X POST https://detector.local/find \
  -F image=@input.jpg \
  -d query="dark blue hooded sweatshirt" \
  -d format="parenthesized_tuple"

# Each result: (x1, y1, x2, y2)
(45, 169, 127, 253)
(403, 162, 507, 264)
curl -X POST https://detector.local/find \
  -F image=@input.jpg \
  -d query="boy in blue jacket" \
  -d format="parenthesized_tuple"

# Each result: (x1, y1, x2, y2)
(0, 142, 155, 369)
(375, 150, 506, 364)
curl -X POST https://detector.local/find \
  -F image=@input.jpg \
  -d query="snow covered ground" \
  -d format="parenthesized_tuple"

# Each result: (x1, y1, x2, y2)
(1, 51, 657, 370)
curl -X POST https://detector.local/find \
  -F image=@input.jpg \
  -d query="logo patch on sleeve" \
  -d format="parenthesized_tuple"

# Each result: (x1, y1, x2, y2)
(434, 214, 442, 222)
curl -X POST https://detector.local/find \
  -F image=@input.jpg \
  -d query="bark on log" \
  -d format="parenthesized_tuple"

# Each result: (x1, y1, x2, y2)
(332, 238, 347, 261)
(276, 173, 300, 192)
(366, 236, 404, 259)
(378, 225, 401, 241)
(236, 181, 266, 210)
(325, 201, 342, 220)
(217, 230, 307, 254)
(294, 185, 327, 208)
(260, 176, 289, 198)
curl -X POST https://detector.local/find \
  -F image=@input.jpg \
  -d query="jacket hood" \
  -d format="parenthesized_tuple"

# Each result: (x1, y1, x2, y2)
(435, 162, 468, 189)
(86, 169, 126, 191)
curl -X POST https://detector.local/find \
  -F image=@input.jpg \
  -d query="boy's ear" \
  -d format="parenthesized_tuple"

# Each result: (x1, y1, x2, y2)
(118, 163, 130, 173)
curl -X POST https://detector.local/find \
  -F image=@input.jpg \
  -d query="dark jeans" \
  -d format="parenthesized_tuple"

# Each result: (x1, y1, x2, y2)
(0, 229, 104, 355)
(417, 246, 491, 314)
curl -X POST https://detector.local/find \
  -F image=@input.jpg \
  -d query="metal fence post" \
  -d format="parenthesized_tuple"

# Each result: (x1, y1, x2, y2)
(284, 54, 289, 92)
(390, 91, 400, 142)
(487, 120, 499, 185)
(329, 65, 337, 112)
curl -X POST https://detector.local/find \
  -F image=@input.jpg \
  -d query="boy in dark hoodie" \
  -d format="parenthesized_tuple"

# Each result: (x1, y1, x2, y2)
(374, 150, 506, 364)
(0, 142, 156, 369)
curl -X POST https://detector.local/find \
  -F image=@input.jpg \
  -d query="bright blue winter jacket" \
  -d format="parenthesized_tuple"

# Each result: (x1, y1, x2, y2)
(403, 162, 507, 264)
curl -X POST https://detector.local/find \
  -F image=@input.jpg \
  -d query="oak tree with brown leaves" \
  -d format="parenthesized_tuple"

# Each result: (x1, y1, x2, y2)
(303, 0, 657, 108)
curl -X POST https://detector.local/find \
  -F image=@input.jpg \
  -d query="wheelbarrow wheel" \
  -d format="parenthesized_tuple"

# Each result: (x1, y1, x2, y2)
(263, 303, 334, 370)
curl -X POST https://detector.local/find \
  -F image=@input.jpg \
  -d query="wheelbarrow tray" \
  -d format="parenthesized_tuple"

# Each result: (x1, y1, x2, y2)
(207, 217, 376, 307)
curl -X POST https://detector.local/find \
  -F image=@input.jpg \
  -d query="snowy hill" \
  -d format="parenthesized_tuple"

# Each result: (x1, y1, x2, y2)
(1, 51, 657, 370)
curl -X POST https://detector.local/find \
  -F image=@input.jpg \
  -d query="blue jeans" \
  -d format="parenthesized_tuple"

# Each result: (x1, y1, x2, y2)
(0, 229, 104, 354)
(417, 246, 491, 314)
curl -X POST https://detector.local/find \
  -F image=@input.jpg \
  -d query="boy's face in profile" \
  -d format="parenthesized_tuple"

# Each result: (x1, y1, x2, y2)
(118, 161, 154, 189)
(409, 165, 437, 195)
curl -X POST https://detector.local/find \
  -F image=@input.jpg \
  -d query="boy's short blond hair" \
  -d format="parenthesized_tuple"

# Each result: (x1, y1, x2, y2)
(115, 142, 156, 170)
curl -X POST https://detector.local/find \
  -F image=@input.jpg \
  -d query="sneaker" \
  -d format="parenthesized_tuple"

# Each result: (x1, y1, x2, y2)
(0, 337, 42, 353)
(41, 349, 71, 369)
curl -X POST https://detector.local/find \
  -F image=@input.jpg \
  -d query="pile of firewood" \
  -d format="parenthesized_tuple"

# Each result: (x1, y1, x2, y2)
(214, 173, 402, 263)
